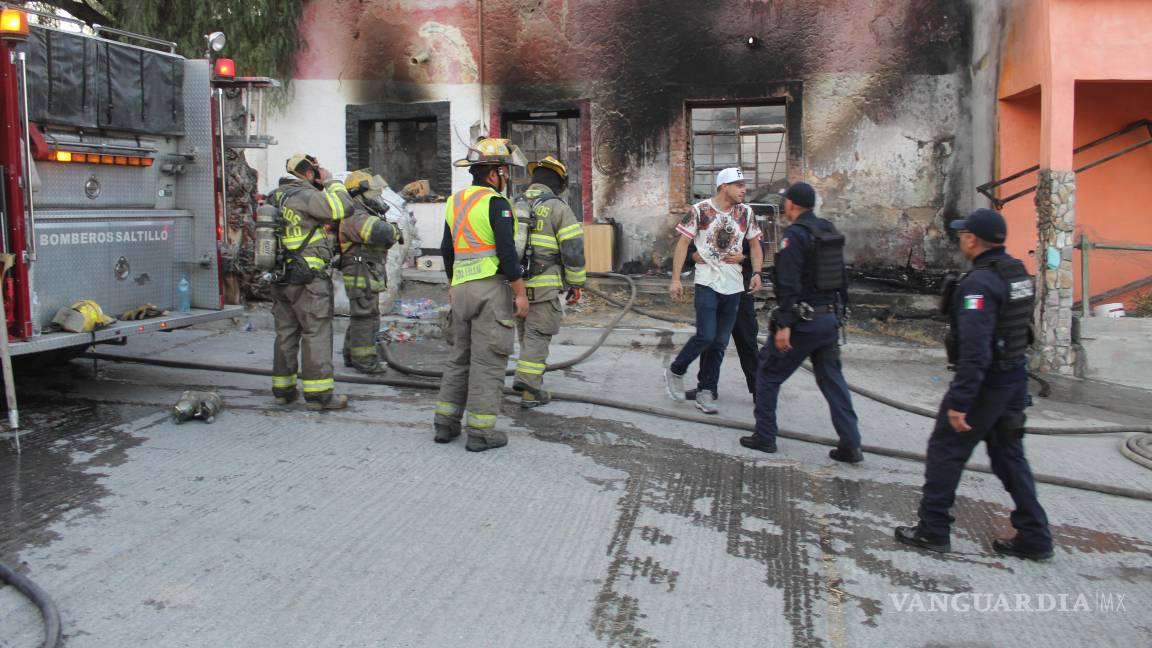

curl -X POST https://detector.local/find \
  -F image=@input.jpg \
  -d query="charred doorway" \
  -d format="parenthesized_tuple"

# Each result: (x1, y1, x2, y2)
(503, 111, 584, 222)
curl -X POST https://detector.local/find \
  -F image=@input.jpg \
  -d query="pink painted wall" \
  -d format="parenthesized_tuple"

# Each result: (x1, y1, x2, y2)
(294, 0, 480, 84)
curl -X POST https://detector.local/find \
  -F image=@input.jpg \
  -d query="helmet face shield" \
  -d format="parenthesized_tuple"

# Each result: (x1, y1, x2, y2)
(508, 144, 528, 168)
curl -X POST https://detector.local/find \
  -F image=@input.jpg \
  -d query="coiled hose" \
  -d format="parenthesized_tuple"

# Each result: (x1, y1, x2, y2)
(0, 560, 62, 648)
(394, 272, 638, 378)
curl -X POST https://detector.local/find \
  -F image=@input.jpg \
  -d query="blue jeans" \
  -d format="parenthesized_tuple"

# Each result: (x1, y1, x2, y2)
(670, 285, 741, 394)
(753, 313, 861, 449)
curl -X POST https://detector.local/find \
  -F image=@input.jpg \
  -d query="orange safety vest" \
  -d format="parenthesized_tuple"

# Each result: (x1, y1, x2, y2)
(445, 186, 501, 285)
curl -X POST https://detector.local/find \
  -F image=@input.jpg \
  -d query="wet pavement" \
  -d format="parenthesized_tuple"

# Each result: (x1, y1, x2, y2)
(1, 325, 1151, 647)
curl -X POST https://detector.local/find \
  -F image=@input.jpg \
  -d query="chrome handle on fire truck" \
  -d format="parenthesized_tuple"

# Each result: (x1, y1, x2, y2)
(16, 49, 34, 262)
(91, 24, 177, 53)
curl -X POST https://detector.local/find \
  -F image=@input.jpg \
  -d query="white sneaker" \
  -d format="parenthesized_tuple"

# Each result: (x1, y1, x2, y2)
(664, 367, 685, 401)
(695, 390, 719, 414)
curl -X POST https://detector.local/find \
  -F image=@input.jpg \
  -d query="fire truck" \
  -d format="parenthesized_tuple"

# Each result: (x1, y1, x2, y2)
(0, 3, 274, 360)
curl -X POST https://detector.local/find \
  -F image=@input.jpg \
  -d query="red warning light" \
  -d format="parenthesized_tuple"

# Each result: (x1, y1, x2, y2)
(213, 58, 235, 79)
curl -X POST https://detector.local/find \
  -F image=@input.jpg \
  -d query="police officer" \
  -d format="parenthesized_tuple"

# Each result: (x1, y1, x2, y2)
(337, 169, 401, 374)
(269, 154, 355, 410)
(511, 156, 586, 408)
(433, 138, 530, 452)
(740, 182, 863, 462)
(896, 209, 1053, 560)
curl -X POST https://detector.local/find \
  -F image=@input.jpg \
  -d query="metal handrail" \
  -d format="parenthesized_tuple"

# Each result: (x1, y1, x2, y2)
(1076, 233, 1152, 325)
(978, 119, 1152, 209)
(91, 24, 177, 53)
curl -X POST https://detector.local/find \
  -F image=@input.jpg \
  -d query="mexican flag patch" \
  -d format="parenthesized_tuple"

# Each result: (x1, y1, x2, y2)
(964, 295, 985, 310)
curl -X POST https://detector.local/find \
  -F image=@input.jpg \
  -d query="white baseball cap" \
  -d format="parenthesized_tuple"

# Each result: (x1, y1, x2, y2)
(715, 167, 748, 188)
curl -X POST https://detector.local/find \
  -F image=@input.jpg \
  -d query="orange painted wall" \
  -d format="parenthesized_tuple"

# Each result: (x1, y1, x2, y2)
(1051, 0, 1152, 83)
(999, 0, 1048, 100)
(996, 0, 1152, 306)
(997, 92, 1043, 271)
(1072, 81, 1152, 306)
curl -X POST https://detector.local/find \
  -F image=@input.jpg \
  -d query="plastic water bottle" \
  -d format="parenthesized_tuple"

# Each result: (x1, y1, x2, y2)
(178, 274, 191, 312)
(30, 290, 42, 337)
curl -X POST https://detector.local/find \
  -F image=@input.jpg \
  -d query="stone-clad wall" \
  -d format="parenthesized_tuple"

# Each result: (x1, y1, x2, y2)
(1033, 170, 1077, 374)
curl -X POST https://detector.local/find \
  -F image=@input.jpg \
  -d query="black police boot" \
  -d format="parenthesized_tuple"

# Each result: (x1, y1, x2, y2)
(434, 423, 461, 444)
(992, 537, 1054, 561)
(829, 447, 864, 463)
(894, 526, 951, 553)
(466, 433, 508, 453)
(739, 435, 777, 454)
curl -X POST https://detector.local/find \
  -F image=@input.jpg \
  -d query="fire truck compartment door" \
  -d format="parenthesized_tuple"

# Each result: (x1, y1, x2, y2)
(30, 210, 208, 330)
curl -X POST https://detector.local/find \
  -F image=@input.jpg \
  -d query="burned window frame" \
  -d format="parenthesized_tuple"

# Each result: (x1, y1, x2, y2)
(346, 101, 451, 197)
(688, 101, 788, 202)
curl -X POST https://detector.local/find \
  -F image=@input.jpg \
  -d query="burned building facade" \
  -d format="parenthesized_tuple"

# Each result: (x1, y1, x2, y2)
(251, 0, 998, 273)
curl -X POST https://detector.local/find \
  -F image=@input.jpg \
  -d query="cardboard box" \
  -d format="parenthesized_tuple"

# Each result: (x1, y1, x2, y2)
(584, 223, 614, 272)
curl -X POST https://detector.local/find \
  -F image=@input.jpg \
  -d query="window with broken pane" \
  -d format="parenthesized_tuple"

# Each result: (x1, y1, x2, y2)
(369, 118, 439, 193)
(690, 104, 787, 202)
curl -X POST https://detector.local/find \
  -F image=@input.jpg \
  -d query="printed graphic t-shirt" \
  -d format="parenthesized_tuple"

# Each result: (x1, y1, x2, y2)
(675, 199, 762, 295)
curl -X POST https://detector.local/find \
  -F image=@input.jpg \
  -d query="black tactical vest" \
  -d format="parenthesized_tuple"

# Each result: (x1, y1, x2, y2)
(943, 256, 1035, 368)
(789, 219, 846, 293)
(983, 257, 1035, 365)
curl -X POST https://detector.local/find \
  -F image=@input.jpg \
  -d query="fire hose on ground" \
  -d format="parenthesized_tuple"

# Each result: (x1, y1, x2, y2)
(85, 273, 1152, 501)
(0, 560, 62, 648)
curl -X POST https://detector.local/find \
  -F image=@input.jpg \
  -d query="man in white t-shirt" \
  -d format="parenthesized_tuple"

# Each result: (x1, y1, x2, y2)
(666, 167, 763, 413)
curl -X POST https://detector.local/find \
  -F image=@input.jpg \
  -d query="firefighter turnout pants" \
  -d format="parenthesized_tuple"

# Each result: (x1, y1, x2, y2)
(271, 276, 337, 403)
(514, 298, 562, 393)
(434, 277, 516, 443)
(343, 283, 382, 371)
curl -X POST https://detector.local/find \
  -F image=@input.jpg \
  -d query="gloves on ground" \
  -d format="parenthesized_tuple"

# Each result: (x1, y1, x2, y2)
(120, 304, 169, 320)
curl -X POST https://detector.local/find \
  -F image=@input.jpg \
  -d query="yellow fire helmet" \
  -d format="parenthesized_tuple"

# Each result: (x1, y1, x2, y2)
(345, 169, 388, 199)
(53, 299, 116, 333)
(286, 153, 319, 177)
(453, 138, 527, 169)
(527, 155, 569, 192)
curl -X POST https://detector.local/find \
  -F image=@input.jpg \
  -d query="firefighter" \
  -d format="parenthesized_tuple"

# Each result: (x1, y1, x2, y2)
(511, 156, 586, 407)
(433, 138, 530, 452)
(337, 169, 402, 374)
(269, 154, 355, 410)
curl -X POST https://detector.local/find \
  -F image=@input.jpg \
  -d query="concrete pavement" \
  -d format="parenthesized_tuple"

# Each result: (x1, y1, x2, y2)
(1, 321, 1150, 647)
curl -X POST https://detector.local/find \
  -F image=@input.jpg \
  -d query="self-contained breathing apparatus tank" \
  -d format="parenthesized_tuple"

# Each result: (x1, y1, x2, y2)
(254, 203, 279, 273)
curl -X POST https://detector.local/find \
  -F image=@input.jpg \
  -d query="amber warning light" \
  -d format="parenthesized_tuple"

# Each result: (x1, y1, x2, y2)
(0, 8, 30, 41)
(213, 58, 235, 79)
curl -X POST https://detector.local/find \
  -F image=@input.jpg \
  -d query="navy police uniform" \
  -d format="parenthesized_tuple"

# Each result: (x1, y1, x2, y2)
(911, 247, 1052, 552)
(751, 210, 861, 453)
